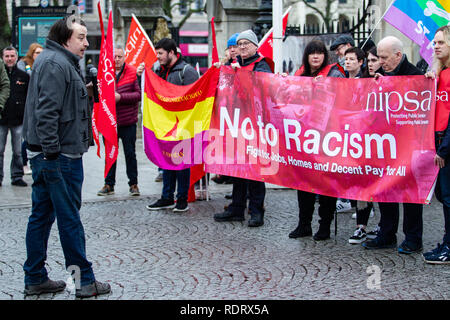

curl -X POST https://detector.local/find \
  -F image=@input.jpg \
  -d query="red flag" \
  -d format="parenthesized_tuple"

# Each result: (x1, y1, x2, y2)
(210, 17, 219, 64)
(124, 14, 157, 68)
(258, 6, 291, 61)
(94, 9, 118, 178)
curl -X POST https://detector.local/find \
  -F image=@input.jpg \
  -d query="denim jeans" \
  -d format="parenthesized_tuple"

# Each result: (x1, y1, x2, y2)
(0, 124, 24, 183)
(105, 124, 138, 187)
(24, 154, 95, 286)
(162, 168, 190, 201)
(435, 163, 450, 245)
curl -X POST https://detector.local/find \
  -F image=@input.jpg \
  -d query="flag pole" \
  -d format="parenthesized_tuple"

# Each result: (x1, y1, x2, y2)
(361, 0, 395, 49)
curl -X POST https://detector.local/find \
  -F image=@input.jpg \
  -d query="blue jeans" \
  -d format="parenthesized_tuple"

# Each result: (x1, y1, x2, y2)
(24, 154, 95, 286)
(435, 163, 450, 245)
(105, 124, 138, 187)
(0, 124, 24, 183)
(162, 168, 190, 201)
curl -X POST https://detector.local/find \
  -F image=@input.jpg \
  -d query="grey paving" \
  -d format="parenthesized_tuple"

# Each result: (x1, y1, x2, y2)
(0, 138, 449, 300)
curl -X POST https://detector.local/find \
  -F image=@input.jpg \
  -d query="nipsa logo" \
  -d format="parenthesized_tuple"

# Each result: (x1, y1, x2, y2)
(365, 86, 433, 123)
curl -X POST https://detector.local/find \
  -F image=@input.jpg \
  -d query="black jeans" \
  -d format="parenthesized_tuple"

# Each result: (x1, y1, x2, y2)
(105, 124, 138, 187)
(229, 177, 265, 216)
(378, 202, 423, 245)
(297, 190, 336, 227)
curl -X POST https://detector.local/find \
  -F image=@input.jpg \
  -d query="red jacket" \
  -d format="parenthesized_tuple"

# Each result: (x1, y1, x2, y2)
(116, 63, 141, 126)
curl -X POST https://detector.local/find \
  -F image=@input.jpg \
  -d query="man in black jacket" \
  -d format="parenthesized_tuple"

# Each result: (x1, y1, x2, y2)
(0, 46, 28, 187)
(213, 30, 272, 228)
(363, 36, 424, 254)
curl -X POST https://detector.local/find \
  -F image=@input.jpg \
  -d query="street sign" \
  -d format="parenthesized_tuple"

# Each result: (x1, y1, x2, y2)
(18, 17, 63, 56)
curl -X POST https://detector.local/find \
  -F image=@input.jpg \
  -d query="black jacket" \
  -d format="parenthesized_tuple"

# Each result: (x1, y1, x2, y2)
(155, 55, 199, 86)
(382, 54, 423, 76)
(0, 65, 29, 126)
(236, 53, 273, 73)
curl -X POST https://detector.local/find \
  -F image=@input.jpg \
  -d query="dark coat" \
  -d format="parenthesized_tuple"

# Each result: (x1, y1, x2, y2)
(382, 55, 423, 76)
(236, 53, 273, 73)
(155, 56, 199, 86)
(23, 39, 91, 156)
(0, 65, 29, 126)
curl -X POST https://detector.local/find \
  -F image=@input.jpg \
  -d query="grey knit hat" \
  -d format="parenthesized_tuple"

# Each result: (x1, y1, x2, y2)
(236, 29, 259, 47)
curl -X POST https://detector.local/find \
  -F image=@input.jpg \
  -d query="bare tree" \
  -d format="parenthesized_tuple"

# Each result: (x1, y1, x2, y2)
(300, 0, 337, 31)
(162, 0, 205, 29)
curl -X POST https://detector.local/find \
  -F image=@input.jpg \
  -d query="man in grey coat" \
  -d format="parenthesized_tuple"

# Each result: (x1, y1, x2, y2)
(22, 17, 110, 298)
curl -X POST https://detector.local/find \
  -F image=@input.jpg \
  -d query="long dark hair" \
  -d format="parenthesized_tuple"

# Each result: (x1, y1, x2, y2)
(301, 40, 329, 77)
(362, 46, 378, 78)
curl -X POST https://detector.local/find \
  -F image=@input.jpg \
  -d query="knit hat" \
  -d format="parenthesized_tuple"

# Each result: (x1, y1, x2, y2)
(227, 33, 240, 48)
(236, 29, 259, 47)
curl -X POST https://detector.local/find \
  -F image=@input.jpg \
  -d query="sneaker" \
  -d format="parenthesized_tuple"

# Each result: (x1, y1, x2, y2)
(75, 281, 111, 298)
(154, 172, 163, 182)
(12, 179, 27, 187)
(97, 184, 114, 196)
(129, 184, 140, 196)
(362, 237, 397, 250)
(349, 227, 367, 244)
(24, 279, 66, 295)
(423, 243, 450, 264)
(366, 225, 380, 239)
(423, 243, 445, 259)
(173, 199, 189, 212)
(336, 200, 353, 213)
(214, 210, 244, 222)
(352, 208, 374, 219)
(146, 198, 175, 210)
(398, 240, 423, 254)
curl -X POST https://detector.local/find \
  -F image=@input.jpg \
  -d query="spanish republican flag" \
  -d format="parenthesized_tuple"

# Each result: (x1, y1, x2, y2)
(142, 67, 220, 170)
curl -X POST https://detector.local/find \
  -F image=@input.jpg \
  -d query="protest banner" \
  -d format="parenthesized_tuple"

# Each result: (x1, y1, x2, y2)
(205, 67, 438, 204)
(124, 14, 157, 68)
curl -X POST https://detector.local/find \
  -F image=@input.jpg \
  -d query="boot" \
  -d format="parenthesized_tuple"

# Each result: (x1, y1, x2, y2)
(313, 224, 331, 241)
(289, 224, 312, 238)
(214, 210, 244, 222)
(248, 212, 264, 227)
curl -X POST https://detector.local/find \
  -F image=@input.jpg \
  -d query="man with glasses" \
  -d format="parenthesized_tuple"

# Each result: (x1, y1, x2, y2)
(213, 29, 272, 228)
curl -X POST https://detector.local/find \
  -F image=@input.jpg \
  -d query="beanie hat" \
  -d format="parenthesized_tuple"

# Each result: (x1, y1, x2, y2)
(236, 29, 259, 47)
(227, 33, 240, 48)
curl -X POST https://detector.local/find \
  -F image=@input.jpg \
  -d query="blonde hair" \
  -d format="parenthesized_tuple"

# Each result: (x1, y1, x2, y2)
(433, 26, 450, 76)
(22, 43, 43, 68)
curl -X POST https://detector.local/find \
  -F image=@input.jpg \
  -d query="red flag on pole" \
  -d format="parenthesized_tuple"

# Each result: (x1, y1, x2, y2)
(93, 8, 119, 178)
(124, 14, 157, 68)
(258, 6, 291, 61)
(210, 16, 219, 64)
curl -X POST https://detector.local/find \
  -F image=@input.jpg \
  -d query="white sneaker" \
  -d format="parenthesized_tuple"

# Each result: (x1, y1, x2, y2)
(349, 227, 367, 244)
(352, 208, 374, 219)
(336, 200, 353, 213)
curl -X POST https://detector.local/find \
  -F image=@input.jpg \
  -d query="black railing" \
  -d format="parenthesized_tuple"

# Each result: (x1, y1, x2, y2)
(285, 0, 373, 46)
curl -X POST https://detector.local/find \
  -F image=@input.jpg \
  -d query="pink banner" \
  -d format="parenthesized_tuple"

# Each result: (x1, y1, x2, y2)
(205, 67, 439, 204)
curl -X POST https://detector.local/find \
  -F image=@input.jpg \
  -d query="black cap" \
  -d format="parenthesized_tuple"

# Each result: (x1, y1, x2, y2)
(330, 34, 355, 51)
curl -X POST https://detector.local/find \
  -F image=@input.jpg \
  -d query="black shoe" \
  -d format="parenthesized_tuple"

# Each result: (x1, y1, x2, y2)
(362, 237, 397, 250)
(248, 213, 264, 227)
(224, 193, 232, 199)
(12, 179, 27, 187)
(75, 281, 111, 298)
(289, 225, 312, 238)
(146, 198, 175, 210)
(173, 199, 189, 212)
(24, 279, 66, 295)
(313, 226, 331, 241)
(398, 240, 423, 254)
(214, 210, 244, 222)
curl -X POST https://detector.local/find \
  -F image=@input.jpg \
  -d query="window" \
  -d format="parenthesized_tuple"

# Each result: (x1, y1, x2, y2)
(339, 0, 348, 3)
(179, 0, 188, 14)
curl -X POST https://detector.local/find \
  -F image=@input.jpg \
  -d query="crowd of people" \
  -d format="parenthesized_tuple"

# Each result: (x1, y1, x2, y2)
(0, 17, 448, 298)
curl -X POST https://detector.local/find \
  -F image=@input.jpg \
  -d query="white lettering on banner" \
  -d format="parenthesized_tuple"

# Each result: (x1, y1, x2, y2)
(219, 107, 397, 160)
(437, 91, 448, 102)
(365, 87, 432, 124)
(125, 27, 142, 56)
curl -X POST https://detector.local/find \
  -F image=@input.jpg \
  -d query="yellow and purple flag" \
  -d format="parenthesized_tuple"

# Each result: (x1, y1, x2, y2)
(384, 0, 450, 65)
(142, 67, 220, 170)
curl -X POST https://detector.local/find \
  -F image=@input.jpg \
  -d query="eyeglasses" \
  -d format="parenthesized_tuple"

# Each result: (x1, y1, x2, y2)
(228, 45, 238, 49)
(238, 41, 252, 48)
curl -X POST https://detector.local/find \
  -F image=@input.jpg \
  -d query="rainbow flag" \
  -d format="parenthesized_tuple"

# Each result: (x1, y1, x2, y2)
(142, 67, 220, 170)
(384, 0, 450, 65)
